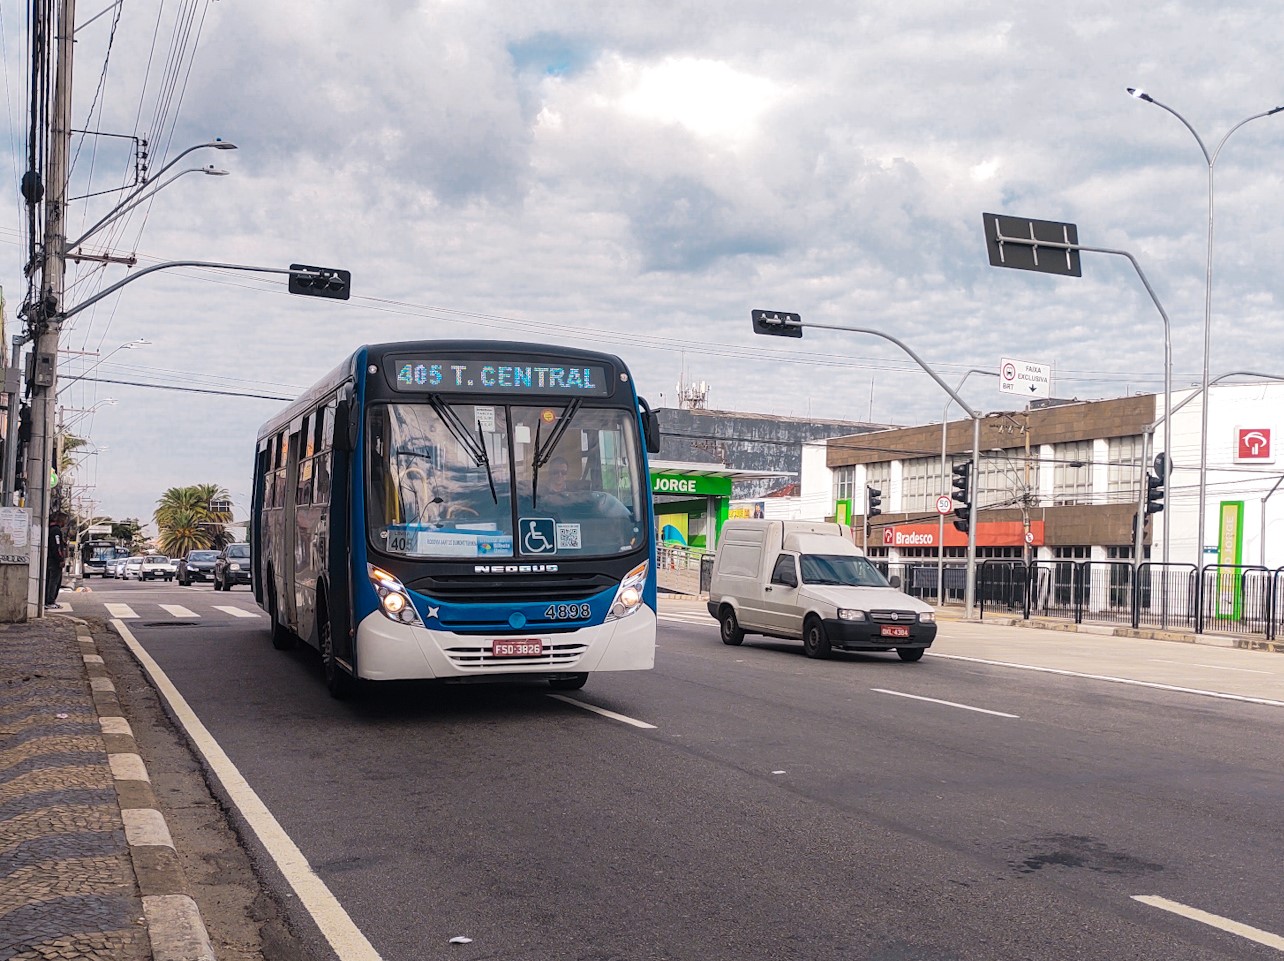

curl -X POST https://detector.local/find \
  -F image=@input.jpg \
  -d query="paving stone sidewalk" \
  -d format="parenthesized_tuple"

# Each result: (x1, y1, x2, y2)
(2, 613, 218, 961)
(0, 615, 149, 960)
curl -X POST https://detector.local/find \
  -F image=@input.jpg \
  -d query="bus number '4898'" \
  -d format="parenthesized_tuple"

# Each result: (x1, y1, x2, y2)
(547, 603, 591, 620)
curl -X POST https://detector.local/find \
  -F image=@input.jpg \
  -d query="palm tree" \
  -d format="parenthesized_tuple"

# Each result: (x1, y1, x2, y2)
(156, 508, 209, 556)
(153, 484, 234, 553)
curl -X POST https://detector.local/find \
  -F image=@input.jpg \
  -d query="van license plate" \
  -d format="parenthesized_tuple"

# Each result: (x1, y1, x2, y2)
(493, 639, 543, 657)
(880, 625, 911, 638)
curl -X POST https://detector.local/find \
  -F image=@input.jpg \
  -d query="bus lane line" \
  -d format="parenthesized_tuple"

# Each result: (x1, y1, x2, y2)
(213, 606, 261, 619)
(926, 652, 1284, 708)
(871, 688, 1019, 718)
(547, 694, 658, 729)
(112, 619, 385, 961)
(1132, 895, 1284, 951)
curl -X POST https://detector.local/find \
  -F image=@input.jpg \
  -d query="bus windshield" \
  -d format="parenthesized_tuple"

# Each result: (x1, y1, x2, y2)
(367, 400, 646, 560)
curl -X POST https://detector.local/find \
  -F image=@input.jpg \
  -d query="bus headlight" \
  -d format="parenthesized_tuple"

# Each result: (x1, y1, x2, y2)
(606, 561, 649, 622)
(367, 564, 424, 626)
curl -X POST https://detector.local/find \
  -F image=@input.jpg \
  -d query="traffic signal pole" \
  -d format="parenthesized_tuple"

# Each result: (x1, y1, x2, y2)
(750, 311, 983, 615)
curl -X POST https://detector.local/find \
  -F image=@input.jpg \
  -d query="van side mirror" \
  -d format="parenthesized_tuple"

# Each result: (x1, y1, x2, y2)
(638, 397, 662, 454)
(888, 574, 902, 590)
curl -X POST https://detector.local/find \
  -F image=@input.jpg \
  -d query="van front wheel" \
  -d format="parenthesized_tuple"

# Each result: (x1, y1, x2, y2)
(802, 617, 831, 659)
(719, 608, 744, 646)
(897, 647, 925, 662)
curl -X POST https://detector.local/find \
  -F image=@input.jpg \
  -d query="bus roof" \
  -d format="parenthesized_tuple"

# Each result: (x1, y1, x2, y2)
(255, 340, 632, 444)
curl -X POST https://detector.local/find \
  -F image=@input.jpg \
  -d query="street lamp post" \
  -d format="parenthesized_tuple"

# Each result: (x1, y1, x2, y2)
(56, 338, 148, 397)
(1126, 88, 1284, 566)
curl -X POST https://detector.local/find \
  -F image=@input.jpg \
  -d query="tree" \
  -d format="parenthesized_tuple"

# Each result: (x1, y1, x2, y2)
(153, 485, 234, 554)
(111, 518, 147, 555)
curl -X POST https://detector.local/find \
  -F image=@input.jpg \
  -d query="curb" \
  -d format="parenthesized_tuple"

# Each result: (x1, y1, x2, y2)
(74, 621, 217, 961)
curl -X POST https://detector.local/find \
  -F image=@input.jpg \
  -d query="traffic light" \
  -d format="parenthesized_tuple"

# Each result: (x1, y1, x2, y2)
(951, 460, 972, 506)
(1145, 471, 1165, 515)
(953, 506, 970, 534)
(750, 309, 803, 338)
(288, 264, 352, 300)
(865, 485, 882, 519)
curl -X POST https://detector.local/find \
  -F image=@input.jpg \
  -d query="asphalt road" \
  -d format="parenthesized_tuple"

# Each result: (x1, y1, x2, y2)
(68, 581, 1284, 961)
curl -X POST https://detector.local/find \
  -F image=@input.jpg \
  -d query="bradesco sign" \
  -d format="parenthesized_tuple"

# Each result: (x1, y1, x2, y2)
(881, 521, 1046, 548)
(650, 473, 732, 497)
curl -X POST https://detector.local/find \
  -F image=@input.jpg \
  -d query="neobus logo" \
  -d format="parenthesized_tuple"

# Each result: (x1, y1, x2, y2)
(474, 564, 560, 573)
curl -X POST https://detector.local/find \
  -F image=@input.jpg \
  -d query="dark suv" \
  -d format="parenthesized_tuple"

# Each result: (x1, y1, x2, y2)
(213, 543, 252, 591)
(177, 550, 220, 586)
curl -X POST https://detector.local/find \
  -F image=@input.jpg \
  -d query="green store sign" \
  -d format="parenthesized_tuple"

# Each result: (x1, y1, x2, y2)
(650, 473, 732, 497)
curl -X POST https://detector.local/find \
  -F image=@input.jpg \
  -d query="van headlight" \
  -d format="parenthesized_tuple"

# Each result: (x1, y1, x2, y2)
(229, 563, 242, 571)
(918, 612, 936, 624)
(367, 564, 424, 626)
(837, 608, 867, 621)
(606, 562, 649, 621)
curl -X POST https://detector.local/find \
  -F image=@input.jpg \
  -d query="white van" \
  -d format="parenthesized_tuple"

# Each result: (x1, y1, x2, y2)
(706, 519, 937, 661)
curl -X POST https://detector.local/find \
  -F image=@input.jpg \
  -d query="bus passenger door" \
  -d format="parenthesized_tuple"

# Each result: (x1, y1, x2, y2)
(282, 425, 302, 631)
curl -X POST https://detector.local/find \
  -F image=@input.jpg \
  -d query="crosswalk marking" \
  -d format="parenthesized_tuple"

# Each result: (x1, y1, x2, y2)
(105, 603, 138, 619)
(660, 612, 712, 625)
(159, 604, 199, 618)
(214, 606, 260, 619)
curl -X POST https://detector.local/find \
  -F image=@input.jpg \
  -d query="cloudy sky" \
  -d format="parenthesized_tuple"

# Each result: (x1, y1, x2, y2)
(3, 0, 1283, 528)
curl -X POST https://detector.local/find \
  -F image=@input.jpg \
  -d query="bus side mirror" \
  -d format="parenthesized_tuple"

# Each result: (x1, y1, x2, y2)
(638, 397, 661, 454)
(333, 386, 357, 452)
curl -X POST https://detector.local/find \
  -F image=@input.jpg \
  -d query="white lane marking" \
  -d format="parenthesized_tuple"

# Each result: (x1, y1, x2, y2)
(104, 603, 138, 619)
(159, 604, 199, 618)
(927, 651, 1284, 708)
(1133, 894, 1284, 951)
(111, 620, 384, 961)
(214, 606, 261, 619)
(659, 612, 712, 624)
(1147, 658, 1272, 675)
(547, 694, 658, 729)
(871, 688, 1019, 718)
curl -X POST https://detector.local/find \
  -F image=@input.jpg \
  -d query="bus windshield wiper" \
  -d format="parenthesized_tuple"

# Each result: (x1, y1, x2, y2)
(534, 398, 581, 469)
(427, 395, 487, 466)
(477, 421, 498, 505)
(426, 395, 499, 504)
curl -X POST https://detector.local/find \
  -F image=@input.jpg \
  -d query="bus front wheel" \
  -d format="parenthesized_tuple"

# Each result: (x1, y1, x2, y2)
(548, 673, 588, 691)
(319, 592, 356, 699)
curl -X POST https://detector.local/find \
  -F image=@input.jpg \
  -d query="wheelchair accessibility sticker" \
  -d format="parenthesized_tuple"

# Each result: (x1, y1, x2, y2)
(521, 517, 558, 554)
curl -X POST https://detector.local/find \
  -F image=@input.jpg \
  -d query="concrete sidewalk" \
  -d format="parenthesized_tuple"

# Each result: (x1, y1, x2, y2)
(0, 616, 213, 961)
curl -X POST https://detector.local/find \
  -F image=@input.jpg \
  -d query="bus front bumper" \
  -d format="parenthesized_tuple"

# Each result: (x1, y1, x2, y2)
(354, 607, 657, 681)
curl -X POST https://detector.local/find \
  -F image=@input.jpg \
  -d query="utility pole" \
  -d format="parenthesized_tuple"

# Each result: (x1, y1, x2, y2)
(24, 0, 76, 616)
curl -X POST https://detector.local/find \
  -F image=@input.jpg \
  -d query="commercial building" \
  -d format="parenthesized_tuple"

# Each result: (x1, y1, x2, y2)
(803, 382, 1284, 574)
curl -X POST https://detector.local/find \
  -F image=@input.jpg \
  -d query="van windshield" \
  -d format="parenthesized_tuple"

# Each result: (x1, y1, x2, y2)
(799, 554, 889, 588)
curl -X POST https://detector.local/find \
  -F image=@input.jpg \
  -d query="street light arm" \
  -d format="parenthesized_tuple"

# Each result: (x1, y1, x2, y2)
(1148, 371, 1284, 432)
(66, 166, 220, 251)
(62, 261, 300, 322)
(1210, 108, 1284, 165)
(1137, 94, 1212, 164)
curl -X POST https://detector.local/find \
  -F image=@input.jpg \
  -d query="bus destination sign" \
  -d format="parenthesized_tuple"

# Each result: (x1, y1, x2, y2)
(390, 358, 612, 397)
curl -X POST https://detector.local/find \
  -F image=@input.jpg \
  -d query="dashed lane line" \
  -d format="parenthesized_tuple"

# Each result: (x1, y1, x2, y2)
(547, 694, 658, 729)
(159, 604, 199, 618)
(1133, 895, 1284, 952)
(104, 602, 138, 619)
(871, 688, 1019, 719)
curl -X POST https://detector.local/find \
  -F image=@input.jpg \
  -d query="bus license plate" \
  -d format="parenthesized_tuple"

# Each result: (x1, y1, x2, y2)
(880, 625, 911, 638)
(493, 639, 543, 657)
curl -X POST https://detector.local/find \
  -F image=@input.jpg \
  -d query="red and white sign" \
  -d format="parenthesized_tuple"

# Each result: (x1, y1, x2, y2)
(1235, 427, 1273, 463)
(935, 495, 953, 515)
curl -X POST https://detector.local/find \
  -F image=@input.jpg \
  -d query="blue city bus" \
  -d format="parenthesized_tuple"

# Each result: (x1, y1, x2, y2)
(251, 341, 662, 697)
